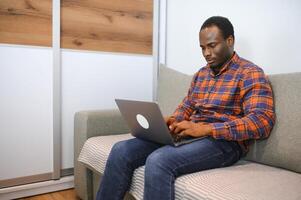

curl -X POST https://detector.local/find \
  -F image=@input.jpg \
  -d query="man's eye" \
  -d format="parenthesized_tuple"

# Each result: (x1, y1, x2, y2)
(209, 43, 216, 48)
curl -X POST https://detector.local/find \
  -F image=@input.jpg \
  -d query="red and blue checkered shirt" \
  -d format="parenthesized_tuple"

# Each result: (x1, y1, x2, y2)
(172, 53, 276, 153)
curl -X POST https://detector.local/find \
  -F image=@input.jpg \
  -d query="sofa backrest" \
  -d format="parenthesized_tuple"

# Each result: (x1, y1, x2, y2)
(158, 65, 301, 173)
(158, 65, 192, 116)
(245, 72, 301, 173)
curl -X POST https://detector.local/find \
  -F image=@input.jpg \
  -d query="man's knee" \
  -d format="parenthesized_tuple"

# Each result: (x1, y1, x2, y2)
(109, 140, 132, 163)
(145, 149, 171, 175)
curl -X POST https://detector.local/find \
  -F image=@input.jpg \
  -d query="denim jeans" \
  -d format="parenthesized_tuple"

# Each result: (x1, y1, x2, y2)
(96, 137, 242, 200)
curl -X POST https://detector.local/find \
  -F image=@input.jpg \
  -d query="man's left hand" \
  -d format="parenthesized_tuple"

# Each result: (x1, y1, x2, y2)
(169, 120, 212, 138)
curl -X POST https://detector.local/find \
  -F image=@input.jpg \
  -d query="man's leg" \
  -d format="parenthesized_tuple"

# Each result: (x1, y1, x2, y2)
(143, 137, 242, 200)
(96, 138, 161, 200)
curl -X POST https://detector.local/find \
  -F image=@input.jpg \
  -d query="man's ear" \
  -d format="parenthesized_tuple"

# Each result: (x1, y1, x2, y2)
(226, 36, 234, 47)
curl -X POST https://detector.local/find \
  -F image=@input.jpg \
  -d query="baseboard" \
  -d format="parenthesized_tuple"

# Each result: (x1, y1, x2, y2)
(0, 168, 74, 189)
(0, 176, 74, 200)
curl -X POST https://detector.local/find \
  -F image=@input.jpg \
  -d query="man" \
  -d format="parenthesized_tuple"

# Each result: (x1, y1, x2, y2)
(96, 16, 275, 200)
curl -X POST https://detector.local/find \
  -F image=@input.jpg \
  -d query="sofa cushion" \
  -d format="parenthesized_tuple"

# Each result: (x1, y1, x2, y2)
(78, 133, 134, 174)
(78, 134, 301, 200)
(245, 73, 301, 173)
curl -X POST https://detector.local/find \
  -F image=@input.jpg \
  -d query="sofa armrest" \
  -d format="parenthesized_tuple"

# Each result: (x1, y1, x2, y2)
(74, 109, 130, 200)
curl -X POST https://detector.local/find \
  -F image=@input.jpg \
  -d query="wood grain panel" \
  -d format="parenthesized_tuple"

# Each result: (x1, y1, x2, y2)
(0, 0, 52, 46)
(61, 0, 153, 54)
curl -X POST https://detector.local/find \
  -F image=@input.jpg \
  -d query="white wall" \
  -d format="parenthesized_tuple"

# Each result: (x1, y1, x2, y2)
(61, 50, 153, 168)
(0, 45, 53, 180)
(165, 0, 301, 75)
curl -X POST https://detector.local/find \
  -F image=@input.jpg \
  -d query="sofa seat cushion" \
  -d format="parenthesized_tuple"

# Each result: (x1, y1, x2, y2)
(78, 133, 134, 174)
(78, 134, 301, 200)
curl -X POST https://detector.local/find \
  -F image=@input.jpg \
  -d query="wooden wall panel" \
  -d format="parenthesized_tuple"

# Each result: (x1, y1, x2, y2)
(0, 0, 52, 46)
(61, 0, 153, 55)
(0, 0, 152, 54)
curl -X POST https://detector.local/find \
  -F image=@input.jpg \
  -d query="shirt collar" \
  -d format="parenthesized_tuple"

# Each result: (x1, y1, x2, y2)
(208, 52, 239, 77)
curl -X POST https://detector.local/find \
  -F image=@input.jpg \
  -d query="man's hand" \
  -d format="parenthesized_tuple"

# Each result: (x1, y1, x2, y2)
(169, 120, 212, 138)
(164, 116, 176, 126)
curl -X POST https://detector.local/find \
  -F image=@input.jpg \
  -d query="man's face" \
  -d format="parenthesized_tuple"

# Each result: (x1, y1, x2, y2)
(199, 25, 234, 68)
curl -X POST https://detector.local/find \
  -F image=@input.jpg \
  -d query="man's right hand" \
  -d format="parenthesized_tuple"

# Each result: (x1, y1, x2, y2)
(164, 116, 183, 141)
(164, 116, 176, 128)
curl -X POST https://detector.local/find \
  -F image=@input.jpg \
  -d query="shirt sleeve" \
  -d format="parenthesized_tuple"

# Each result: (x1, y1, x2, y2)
(172, 72, 199, 122)
(210, 69, 276, 141)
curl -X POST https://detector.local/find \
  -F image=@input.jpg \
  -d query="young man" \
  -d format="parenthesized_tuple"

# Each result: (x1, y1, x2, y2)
(96, 16, 275, 200)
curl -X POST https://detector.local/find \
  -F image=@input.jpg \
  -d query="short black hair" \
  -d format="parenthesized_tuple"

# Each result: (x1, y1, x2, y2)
(200, 16, 235, 40)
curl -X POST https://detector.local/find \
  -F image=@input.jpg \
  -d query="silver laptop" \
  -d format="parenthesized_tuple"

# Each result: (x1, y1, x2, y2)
(115, 99, 206, 146)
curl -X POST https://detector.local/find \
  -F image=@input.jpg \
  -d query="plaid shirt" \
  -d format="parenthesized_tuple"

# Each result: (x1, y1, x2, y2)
(173, 53, 275, 153)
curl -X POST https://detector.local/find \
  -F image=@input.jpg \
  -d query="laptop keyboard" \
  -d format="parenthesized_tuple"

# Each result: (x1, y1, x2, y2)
(171, 133, 194, 143)
(171, 133, 182, 143)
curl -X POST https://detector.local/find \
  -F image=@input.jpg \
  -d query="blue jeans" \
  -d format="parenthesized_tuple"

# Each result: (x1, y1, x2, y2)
(96, 137, 242, 200)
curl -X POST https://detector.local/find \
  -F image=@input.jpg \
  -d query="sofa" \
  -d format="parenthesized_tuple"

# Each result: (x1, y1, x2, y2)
(74, 66, 301, 200)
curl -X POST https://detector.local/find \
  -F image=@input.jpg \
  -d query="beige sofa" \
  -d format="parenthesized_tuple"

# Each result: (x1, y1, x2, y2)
(74, 66, 301, 200)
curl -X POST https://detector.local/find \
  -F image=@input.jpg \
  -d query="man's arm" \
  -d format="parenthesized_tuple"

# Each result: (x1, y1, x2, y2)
(210, 69, 276, 141)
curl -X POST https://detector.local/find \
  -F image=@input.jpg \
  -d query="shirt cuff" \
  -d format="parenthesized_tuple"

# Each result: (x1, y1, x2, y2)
(174, 115, 185, 122)
(172, 112, 187, 122)
(210, 122, 229, 139)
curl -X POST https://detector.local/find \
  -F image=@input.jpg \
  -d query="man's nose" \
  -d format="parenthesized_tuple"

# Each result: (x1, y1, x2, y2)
(203, 48, 211, 57)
